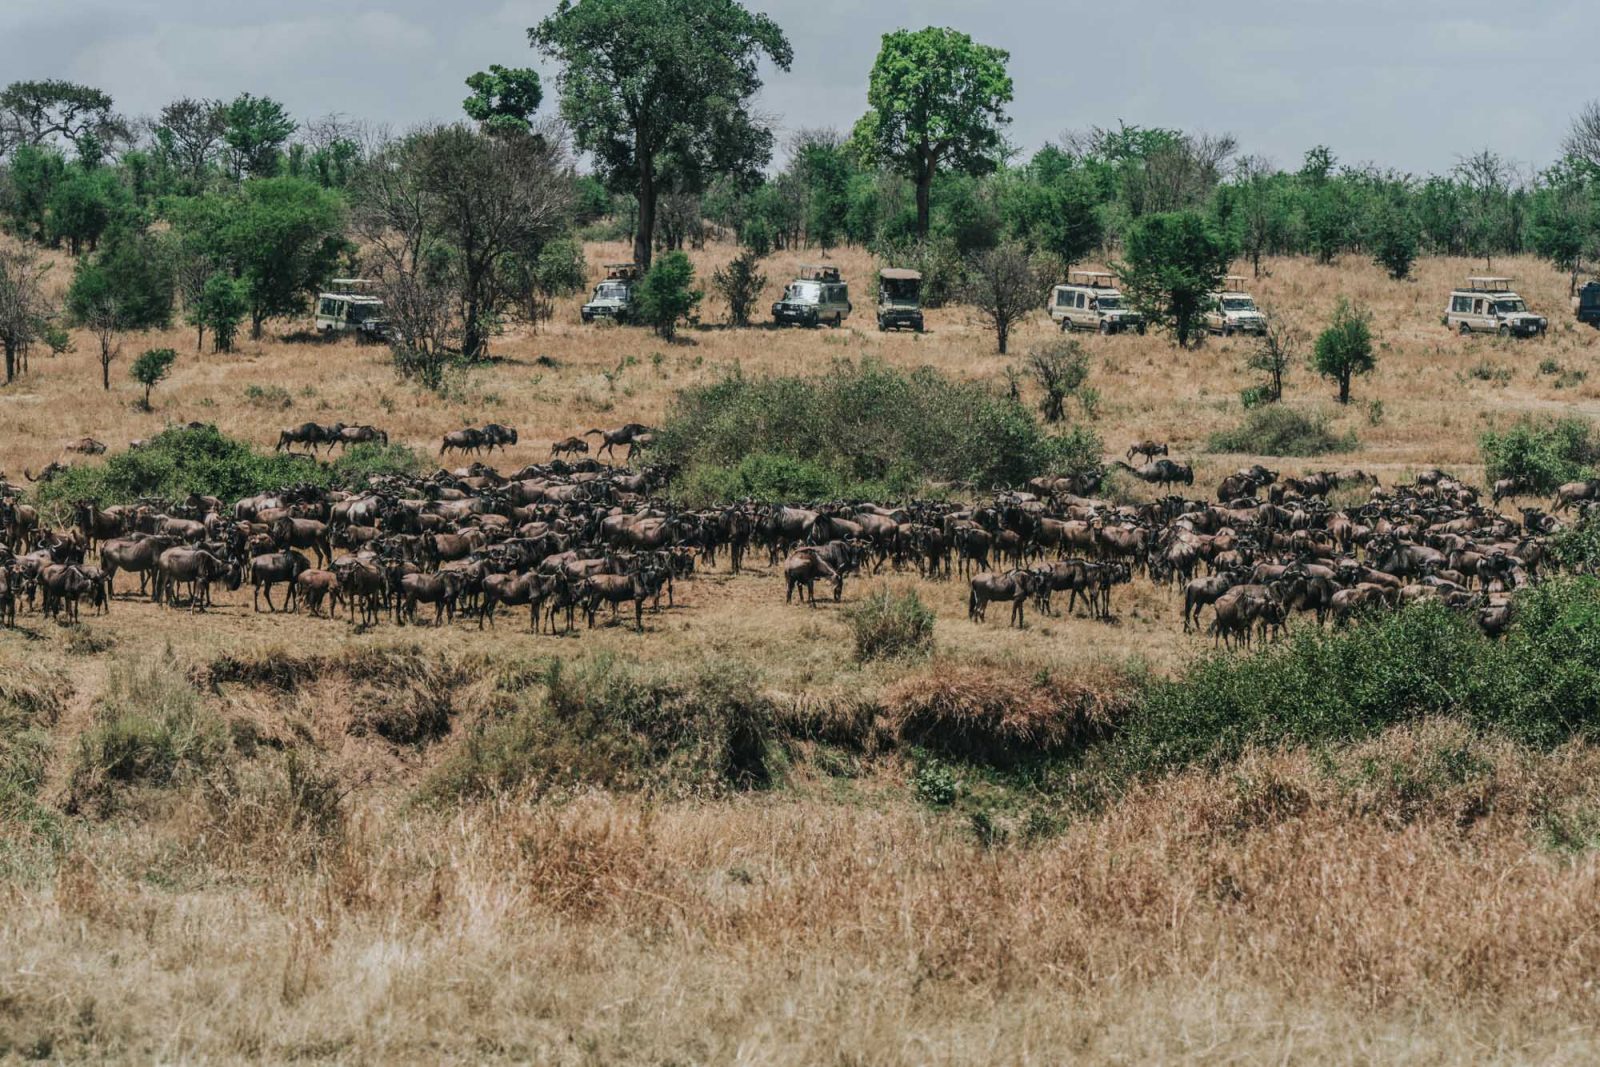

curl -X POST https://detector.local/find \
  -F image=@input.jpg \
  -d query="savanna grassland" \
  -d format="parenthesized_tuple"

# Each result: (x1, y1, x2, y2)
(5, 241, 1600, 1063)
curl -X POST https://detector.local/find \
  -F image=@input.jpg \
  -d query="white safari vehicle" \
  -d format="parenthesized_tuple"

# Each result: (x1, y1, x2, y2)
(1203, 277, 1267, 336)
(315, 279, 388, 340)
(1049, 270, 1145, 334)
(1443, 277, 1547, 338)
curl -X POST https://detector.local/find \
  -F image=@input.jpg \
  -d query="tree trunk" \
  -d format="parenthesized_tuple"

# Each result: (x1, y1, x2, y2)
(196, 322, 205, 352)
(996, 321, 1008, 355)
(251, 309, 265, 340)
(635, 147, 656, 272)
(1338, 374, 1350, 404)
(4, 339, 15, 384)
(915, 168, 932, 240)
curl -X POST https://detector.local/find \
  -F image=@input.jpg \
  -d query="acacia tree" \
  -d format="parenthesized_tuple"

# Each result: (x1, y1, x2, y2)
(853, 27, 1012, 239)
(1118, 211, 1231, 347)
(532, 0, 791, 272)
(0, 80, 123, 160)
(962, 240, 1042, 354)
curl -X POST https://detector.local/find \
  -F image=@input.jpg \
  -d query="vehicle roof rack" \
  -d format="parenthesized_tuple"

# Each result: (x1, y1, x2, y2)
(1464, 276, 1513, 292)
(880, 268, 922, 281)
(1066, 270, 1117, 288)
(1222, 275, 1248, 290)
(603, 263, 641, 280)
(799, 264, 842, 282)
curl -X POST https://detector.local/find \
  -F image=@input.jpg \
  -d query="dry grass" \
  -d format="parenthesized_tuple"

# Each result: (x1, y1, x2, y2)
(6, 243, 1600, 1062)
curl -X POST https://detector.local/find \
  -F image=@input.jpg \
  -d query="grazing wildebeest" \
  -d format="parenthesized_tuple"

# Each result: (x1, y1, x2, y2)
(783, 551, 843, 606)
(968, 569, 1038, 627)
(550, 435, 590, 459)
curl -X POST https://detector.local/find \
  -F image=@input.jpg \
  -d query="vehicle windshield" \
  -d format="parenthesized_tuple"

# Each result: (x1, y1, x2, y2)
(345, 304, 379, 324)
(1222, 297, 1256, 312)
(1493, 299, 1526, 314)
(1095, 295, 1122, 310)
(592, 282, 629, 301)
(786, 281, 822, 304)
(881, 280, 919, 305)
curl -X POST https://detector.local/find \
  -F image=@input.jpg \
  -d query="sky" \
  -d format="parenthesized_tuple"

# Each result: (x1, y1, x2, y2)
(0, 0, 1584, 176)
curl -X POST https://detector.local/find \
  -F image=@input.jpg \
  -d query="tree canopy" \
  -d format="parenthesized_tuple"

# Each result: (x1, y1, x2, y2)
(1118, 211, 1233, 347)
(532, 0, 792, 270)
(853, 27, 1013, 238)
(463, 66, 543, 135)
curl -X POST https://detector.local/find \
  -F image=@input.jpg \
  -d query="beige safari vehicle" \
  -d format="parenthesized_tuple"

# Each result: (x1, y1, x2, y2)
(772, 265, 852, 328)
(1203, 276, 1267, 336)
(1443, 277, 1547, 338)
(1049, 270, 1145, 334)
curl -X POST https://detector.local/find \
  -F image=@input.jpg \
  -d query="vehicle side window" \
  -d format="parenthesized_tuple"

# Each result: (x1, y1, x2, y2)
(1474, 298, 1484, 314)
(1451, 296, 1466, 313)
(1056, 291, 1068, 307)
(319, 298, 336, 317)
(1076, 292, 1086, 309)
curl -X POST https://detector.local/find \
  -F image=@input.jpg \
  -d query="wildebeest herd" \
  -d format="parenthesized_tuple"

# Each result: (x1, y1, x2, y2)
(1, 425, 1597, 645)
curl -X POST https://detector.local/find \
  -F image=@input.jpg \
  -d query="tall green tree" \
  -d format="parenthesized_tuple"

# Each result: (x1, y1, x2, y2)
(154, 97, 227, 193)
(463, 66, 543, 135)
(130, 346, 177, 409)
(636, 249, 701, 339)
(1313, 297, 1376, 405)
(172, 177, 345, 339)
(46, 167, 127, 255)
(532, 0, 792, 271)
(5, 145, 66, 242)
(66, 224, 174, 335)
(1370, 201, 1420, 280)
(1118, 211, 1232, 348)
(222, 94, 297, 180)
(853, 27, 1012, 239)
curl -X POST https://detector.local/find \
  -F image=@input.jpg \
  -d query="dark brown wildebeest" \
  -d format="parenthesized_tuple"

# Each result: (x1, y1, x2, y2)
(480, 424, 518, 453)
(550, 435, 590, 459)
(100, 534, 181, 596)
(248, 550, 312, 611)
(585, 423, 653, 462)
(968, 569, 1039, 627)
(295, 569, 341, 617)
(1126, 440, 1169, 464)
(396, 572, 462, 626)
(271, 516, 331, 568)
(334, 425, 389, 451)
(153, 547, 236, 612)
(440, 428, 486, 457)
(39, 563, 92, 623)
(276, 422, 343, 454)
(783, 551, 842, 606)
(578, 566, 667, 631)
(63, 437, 107, 456)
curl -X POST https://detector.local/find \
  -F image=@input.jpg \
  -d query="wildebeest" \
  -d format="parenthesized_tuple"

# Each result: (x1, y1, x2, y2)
(968, 569, 1038, 627)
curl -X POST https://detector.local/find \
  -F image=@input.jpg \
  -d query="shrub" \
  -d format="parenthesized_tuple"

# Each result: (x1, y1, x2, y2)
(32, 425, 421, 519)
(243, 383, 292, 409)
(1207, 406, 1358, 456)
(1027, 337, 1091, 423)
(1312, 297, 1376, 404)
(1480, 416, 1600, 494)
(636, 250, 702, 340)
(711, 249, 768, 327)
(655, 359, 1064, 501)
(845, 587, 936, 661)
(130, 346, 176, 410)
(66, 656, 228, 814)
(913, 760, 959, 807)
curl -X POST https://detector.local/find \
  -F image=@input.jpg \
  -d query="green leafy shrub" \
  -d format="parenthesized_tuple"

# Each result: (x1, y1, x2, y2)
(845, 587, 936, 661)
(1480, 416, 1600, 493)
(636, 250, 702, 340)
(913, 759, 959, 807)
(1207, 405, 1358, 456)
(656, 359, 1072, 502)
(32, 425, 421, 517)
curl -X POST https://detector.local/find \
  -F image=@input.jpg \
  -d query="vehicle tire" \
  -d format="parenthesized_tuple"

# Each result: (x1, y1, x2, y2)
(831, 314, 842, 329)
(1499, 324, 1510, 338)
(1058, 318, 1070, 333)
(1136, 324, 1147, 336)
(1099, 321, 1110, 335)
(1459, 322, 1472, 336)
(1223, 325, 1233, 338)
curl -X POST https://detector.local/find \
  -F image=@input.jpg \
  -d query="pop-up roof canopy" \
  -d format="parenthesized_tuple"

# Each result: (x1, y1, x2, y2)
(1067, 270, 1117, 288)
(880, 268, 922, 281)
(1464, 276, 1514, 292)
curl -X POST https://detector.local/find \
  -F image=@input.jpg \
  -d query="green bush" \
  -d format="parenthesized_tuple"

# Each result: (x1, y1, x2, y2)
(845, 587, 936, 661)
(913, 759, 959, 807)
(1480, 416, 1599, 494)
(1113, 579, 1600, 779)
(636, 250, 702, 340)
(32, 425, 422, 517)
(1207, 405, 1358, 456)
(656, 359, 1076, 502)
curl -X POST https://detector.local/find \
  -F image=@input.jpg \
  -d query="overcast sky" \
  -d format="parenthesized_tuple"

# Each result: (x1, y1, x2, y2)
(0, 0, 1584, 176)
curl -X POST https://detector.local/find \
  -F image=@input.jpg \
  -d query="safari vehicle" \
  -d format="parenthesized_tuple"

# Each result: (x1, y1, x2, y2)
(1203, 277, 1267, 336)
(1049, 270, 1145, 334)
(581, 263, 641, 324)
(1574, 280, 1600, 328)
(314, 280, 388, 341)
(1443, 277, 1547, 338)
(876, 268, 924, 332)
(772, 265, 852, 328)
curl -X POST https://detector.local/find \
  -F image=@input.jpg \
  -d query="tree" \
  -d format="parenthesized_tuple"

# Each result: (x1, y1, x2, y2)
(1228, 155, 1292, 277)
(0, 246, 65, 384)
(1001, 147, 1104, 267)
(1530, 160, 1600, 294)
(1313, 298, 1375, 405)
(961, 240, 1041, 355)
(6, 145, 66, 242)
(1244, 312, 1300, 404)
(0, 80, 121, 159)
(66, 224, 175, 334)
(1370, 202, 1419, 280)
(222, 94, 296, 180)
(155, 97, 227, 192)
(130, 347, 176, 410)
(528, 238, 588, 326)
(173, 177, 345, 339)
(350, 124, 571, 365)
(66, 267, 123, 390)
(1118, 211, 1232, 347)
(1027, 337, 1091, 423)
(853, 27, 1012, 239)
(711, 249, 767, 326)
(464, 66, 543, 136)
(1563, 100, 1600, 171)
(635, 250, 701, 340)
(46, 168, 126, 255)
(1455, 149, 1516, 270)
(533, 0, 792, 272)
(191, 271, 248, 353)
